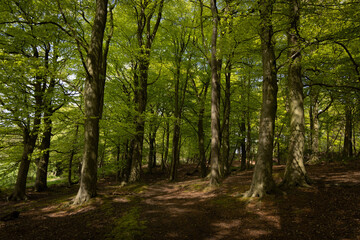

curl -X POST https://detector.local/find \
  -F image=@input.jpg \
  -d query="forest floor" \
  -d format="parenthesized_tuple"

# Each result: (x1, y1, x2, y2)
(1, 160, 360, 240)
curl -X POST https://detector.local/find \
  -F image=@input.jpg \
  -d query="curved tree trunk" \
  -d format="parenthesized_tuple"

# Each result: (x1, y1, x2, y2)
(73, 0, 108, 204)
(281, 0, 310, 188)
(244, 0, 277, 197)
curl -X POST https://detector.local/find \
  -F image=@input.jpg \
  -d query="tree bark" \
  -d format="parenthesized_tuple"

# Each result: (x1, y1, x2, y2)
(309, 87, 320, 164)
(9, 47, 43, 201)
(73, 0, 108, 204)
(222, 60, 231, 175)
(343, 105, 353, 157)
(240, 117, 246, 171)
(68, 125, 79, 187)
(129, 0, 164, 182)
(209, 0, 221, 186)
(244, 0, 277, 197)
(35, 45, 55, 192)
(35, 110, 52, 192)
(281, 0, 310, 188)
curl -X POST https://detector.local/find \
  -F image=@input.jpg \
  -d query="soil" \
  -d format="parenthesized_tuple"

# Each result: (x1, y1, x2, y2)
(1, 161, 360, 240)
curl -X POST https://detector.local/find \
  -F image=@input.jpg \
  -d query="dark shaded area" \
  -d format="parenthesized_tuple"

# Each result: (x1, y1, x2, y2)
(1, 162, 360, 240)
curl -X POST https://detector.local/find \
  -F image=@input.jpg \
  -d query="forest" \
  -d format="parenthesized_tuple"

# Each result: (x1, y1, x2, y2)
(1, 0, 360, 239)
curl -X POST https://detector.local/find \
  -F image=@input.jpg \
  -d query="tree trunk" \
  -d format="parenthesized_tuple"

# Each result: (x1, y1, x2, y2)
(198, 105, 208, 178)
(244, 0, 277, 197)
(162, 120, 170, 172)
(343, 105, 353, 157)
(35, 111, 52, 192)
(246, 76, 252, 168)
(10, 131, 37, 200)
(73, 0, 108, 204)
(309, 87, 320, 163)
(240, 117, 246, 170)
(148, 122, 157, 173)
(10, 48, 43, 200)
(281, 0, 310, 188)
(68, 124, 79, 187)
(129, 0, 164, 182)
(209, 0, 221, 186)
(222, 60, 231, 175)
(170, 121, 180, 181)
(115, 144, 121, 182)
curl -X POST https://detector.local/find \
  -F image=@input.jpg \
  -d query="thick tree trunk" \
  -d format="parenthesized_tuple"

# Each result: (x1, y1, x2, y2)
(244, 0, 277, 197)
(209, 0, 221, 186)
(73, 0, 108, 204)
(281, 0, 310, 188)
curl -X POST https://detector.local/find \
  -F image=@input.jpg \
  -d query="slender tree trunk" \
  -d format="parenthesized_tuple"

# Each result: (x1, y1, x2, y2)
(10, 132, 37, 200)
(309, 87, 320, 163)
(129, 0, 164, 182)
(170, 121, 181, 181)
(115, 144, 121, 182)
(246, 77, 252, 168)
(240, 116, 247, 170)
(209, 0, 221, 186)
(10, 48, 43, 200)
(35, 45, 54, 192)
(35, 111, 52, 192)
(222, 60, 231, 175)
(170, 62, 182, 181)
(343, 105, 353, 157)
(198, 107, 207, 178)
(244, 0, 277, 197)
(73, 0, 108, 204)
(68, 124, 79, 187)
(282, 0, 310, 188)
(162, 120, 170, 172)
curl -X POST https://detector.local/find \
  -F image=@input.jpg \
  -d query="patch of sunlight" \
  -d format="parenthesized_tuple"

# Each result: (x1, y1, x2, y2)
(211, 195, 248, 209)
(114, 183, 148, 195)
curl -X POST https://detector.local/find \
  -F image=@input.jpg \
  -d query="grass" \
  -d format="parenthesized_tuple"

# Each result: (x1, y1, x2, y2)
(107, 207, 147, 240)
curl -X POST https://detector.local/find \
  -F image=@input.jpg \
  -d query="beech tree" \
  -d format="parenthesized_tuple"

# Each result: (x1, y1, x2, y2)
(244, 0, 277, 197)
(281, 0, 310, 188)
(73, 0, 109, 204)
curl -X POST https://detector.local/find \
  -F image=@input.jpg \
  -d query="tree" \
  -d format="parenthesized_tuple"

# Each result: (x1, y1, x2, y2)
(73, 0, 109, 204)
(129, 0, 165, 182)
(244, 0, 277, 197)
(209, 0, 221, 186)
(281, 0, 310, 188)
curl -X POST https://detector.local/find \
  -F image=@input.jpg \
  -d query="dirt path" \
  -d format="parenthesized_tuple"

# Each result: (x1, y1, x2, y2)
(1, 162, 360, 240)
